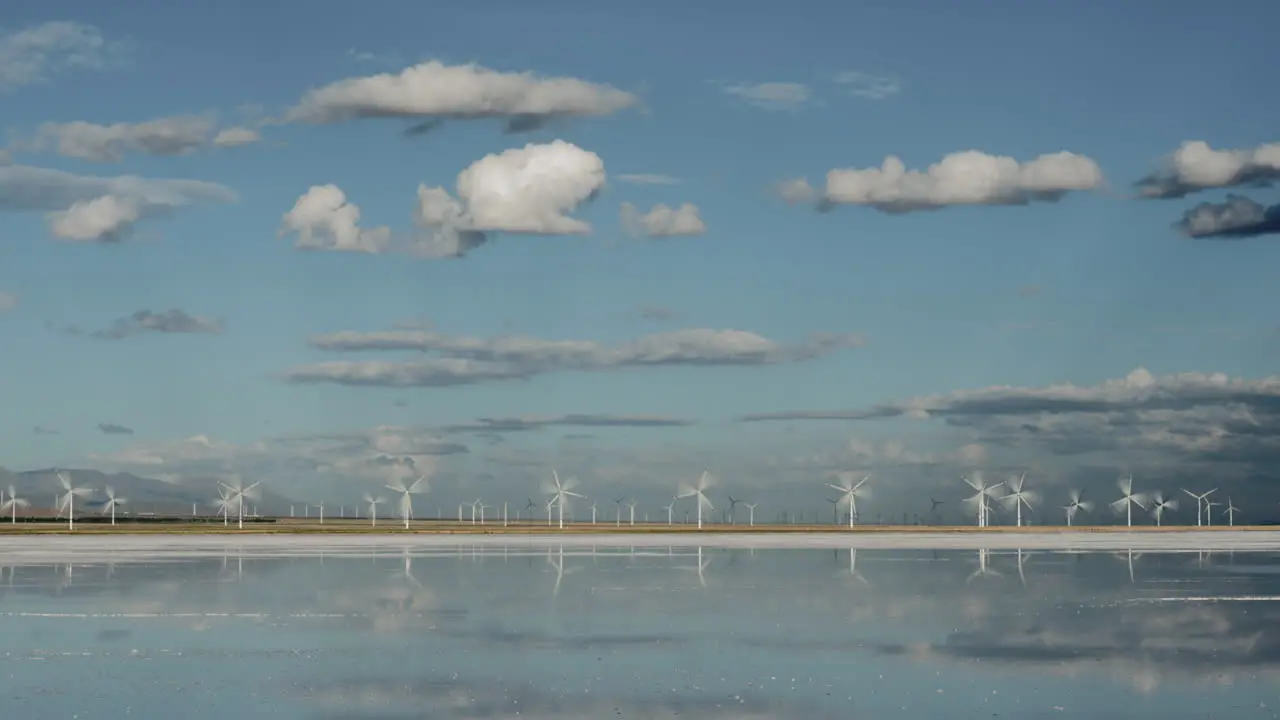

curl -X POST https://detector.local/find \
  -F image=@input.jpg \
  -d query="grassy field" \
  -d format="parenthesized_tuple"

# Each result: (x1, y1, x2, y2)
(0, 518, 1273, 535)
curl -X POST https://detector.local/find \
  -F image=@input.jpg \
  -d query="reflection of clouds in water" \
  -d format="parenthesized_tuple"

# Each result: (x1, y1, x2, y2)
(292, 674, 833, 719)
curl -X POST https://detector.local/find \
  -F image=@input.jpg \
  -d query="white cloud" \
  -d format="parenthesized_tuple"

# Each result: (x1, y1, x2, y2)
(1137, 140, 1280, 199)
(0, 21, 125, 91)
(776, 178, 818, 204)
(0, 164, 235, 242)
(47, 194, 142, 241)
(0, 291, 17, 312)
(723, 81, 811, 110)
(279, 184, 391, 254)
(281, 140, 604, 259)
(615, 173, 682, 186)
(29, 115, 214, 162)
(790, 149, 1103, 213)
(453, 140, 605, 233)
(286, 326, 865, 388)
(620, 201, 706, 237)
(285, 60, 638, 131)
(212, 126, 262, 148)
(833, 71, 902, 100)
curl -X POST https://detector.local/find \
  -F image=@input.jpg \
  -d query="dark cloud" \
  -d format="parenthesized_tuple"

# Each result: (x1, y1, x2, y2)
(91, 308, 224, 339)
(32, 425, 59, 435)
(97, 422, 134, 435)
(1176, 194, 1280, 239)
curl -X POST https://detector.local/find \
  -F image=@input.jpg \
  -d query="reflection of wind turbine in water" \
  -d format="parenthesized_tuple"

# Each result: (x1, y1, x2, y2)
(99, 484, 127, 525)
(2, 485, 29, 524)
(962, 472, 1004, 527)
(827, 473, 869, 528)
(542, 471, 584, 529)
(385, 475, 427, 530)
(843, 548, 868, 584)
(1110, 475, 1148, 527)
(1149, 493, 1177, 526)
(1114, 548, 1142, 583)
(55, 471, 94, 531)
(676, 546, 712, 587)
(678, 471, 716, 529)
(967, 548, 1003, 582)
(1014, 548, 1032, 586)
(545, 545, 581, 596)
(1063, 489, 1093, 526)
(999, 473, 1036, 527)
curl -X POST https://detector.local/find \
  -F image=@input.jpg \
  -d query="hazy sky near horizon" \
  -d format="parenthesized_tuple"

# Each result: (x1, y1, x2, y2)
(1, 0, 1278, 512)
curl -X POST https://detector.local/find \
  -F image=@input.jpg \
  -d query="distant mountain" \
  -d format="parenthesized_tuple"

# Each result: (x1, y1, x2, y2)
(8, 468, 298, 516)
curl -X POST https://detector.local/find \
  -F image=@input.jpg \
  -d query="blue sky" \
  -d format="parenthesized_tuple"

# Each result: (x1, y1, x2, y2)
(1, 0, 1278, 515)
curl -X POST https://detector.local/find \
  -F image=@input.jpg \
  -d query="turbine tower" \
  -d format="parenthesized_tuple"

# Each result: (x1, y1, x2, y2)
(385, 475, 427, 530)
(217, 477, 261, 529)
(1181, 488, 1216, 527)
(1063, 489, 1092, 527)
(827, 473, 870, 528)
(101, 486, 127, 525)
(962, 472, 1004, 528)
(55, 471, 93, 531)
(1149, 492, 1177, 527)
(677, 471, 716, 529)
(999, 472, 1037, 527)
(363, 494, 382, 527)
(542, 470, 584, 529)
(743, 502, 759, 527)
(2, 485, 29, 524)
(1110, 475, 1148, 527)
(1224, 497, 1241, 527)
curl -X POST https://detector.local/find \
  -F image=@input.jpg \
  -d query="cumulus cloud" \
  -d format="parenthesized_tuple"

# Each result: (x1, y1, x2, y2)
(90, 309, 225, 340)
(285, 60, 638, 132)
(0, 21, 126, 91)
(616, 173, 682, 186)
(211, 126, 262, 148)
(279, 184, 392, 254)
(0, 291, 17, 312)
(1136, 140, 1280, 199)
(1175, 194, 1280, 239)
(0, 164, 235, 242)
(740, 367, 1280, 487)
(833, 71, 902, 100)
(723, 82, 811, 110)
(620, 201, 706, 237)
(284, 326, 865, 388)
(787, 150, 1104, 213)
(97, 422, 134, 435)
(281, 140, 604, 259)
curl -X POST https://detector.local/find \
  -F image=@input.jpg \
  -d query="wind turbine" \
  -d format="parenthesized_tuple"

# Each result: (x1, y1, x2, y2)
(100, 486, 127, 525)
(962, 472, 1004, 527)
(727, 495, 742, 525)
(1205, 498, 1221, 527)
(1110, 475, 1148, 527)
(999, 472, 1037, 527)
(662, 498, 676, 525)
(1063, 489, 1092, 526)
(521, 497, 536, 522)
(613, 497, 625, 526)
(1149, 492, 1177, 527)
(928, 495, 945, 519)
(314, 502, 326, 524)
(743, 502, 758, 527)
(363, 494, 382, 527)
(55, 471, 93, 531)
(588, 501, 598, 524)
(542, 470, 584, 529)
(2, 485, 29, 524)
(1181, 488, 1215, 527)
(827, 473, 870, 528)
(625, 500, 637, 526)
(677, 471, 716, 529)
(385, 475, 427, 530)
(1224, 497, 1241, 527)
(211, 485, 234, 526)
(217, 477, 261, 529)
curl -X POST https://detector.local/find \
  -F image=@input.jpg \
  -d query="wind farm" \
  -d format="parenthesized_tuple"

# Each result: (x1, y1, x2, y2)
(0, 468, 1275, 535)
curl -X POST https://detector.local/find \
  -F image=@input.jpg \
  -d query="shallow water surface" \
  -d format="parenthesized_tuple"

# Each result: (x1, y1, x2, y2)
(1, 544, 1278, 718)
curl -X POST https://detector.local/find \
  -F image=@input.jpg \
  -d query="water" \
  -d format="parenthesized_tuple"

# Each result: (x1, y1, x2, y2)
(2, 539, 1279, 718)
